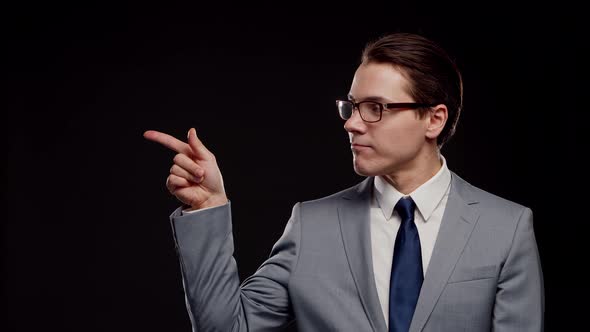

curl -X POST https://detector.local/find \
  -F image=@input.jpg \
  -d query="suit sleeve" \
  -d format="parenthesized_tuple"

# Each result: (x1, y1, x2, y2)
(169, 201, 301, 332)
(492, 207, 545, 331)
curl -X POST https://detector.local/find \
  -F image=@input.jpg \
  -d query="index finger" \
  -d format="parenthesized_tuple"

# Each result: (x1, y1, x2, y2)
(143, 130, 192, 155)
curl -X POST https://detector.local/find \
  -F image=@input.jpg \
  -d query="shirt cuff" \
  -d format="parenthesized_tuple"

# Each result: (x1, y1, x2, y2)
(181, 201, 230, 215)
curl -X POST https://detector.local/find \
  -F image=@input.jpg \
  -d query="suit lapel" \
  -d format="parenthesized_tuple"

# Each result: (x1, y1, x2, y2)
(338, 177, 388, 332)
(409, 172, 480, 332)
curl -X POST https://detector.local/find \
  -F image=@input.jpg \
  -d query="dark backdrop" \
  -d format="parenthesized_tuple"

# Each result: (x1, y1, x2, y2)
(2, 2, 586, 331)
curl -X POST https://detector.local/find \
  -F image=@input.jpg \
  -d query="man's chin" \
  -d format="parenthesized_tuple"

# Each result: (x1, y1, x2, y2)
(353, 169, 368, 176)
(353, 162, 379, 177)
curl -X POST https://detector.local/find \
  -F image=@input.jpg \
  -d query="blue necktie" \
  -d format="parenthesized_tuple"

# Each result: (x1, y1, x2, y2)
(389, 197, 423, 332)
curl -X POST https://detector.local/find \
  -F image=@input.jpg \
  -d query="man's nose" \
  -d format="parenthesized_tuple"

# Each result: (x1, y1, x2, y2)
(344, 108, 366, 133)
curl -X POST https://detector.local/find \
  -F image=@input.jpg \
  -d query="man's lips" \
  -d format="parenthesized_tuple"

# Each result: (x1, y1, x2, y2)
(351, 143, 372, 150)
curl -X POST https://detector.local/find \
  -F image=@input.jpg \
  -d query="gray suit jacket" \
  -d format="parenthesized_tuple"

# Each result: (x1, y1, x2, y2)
(169, 172, 544, 331)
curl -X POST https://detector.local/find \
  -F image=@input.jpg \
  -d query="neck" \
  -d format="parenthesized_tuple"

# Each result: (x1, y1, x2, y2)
(383, 148, 442, 195)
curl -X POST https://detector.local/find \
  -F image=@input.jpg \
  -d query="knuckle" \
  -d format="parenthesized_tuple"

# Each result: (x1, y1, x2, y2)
(173, 153, 182, 163)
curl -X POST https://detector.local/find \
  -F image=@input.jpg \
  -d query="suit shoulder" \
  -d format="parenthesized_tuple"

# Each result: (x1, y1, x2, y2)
(452, 172, 531, 220)
(298, 177, 369, 210)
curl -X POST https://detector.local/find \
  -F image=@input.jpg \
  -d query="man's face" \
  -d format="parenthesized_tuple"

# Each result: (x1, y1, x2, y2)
(345, 62, 431, 176)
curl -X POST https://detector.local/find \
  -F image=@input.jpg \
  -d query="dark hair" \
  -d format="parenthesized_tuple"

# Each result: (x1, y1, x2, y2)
(361, 33, 463, 148)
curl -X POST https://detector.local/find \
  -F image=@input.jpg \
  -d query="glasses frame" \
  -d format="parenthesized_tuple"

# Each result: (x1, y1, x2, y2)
(336, 100, 438, 123)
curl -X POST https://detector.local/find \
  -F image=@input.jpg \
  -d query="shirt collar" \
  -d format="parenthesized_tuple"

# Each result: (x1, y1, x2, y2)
(373, 154, 451, 221)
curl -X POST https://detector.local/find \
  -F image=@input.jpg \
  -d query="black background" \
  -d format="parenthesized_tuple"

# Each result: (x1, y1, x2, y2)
(2, 2, 586, 331)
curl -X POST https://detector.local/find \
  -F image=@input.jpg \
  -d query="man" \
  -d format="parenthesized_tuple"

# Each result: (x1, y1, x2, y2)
(144, 33, 544, 331)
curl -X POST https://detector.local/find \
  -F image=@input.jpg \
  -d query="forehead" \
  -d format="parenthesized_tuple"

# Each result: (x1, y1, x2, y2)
(349, 62, 412, 101)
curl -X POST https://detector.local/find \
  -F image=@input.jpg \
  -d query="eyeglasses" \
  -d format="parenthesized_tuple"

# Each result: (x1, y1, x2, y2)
(336, 100, 437, 123)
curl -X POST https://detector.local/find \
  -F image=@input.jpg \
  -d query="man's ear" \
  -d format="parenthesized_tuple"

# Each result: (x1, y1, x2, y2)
(425, 104, 448, 140)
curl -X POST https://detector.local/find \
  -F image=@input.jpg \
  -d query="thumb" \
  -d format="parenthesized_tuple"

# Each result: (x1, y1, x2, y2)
(187, 128, 212, 159)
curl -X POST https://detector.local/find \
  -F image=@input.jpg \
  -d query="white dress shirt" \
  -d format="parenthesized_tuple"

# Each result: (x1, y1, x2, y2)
(371, 155, 451, 326)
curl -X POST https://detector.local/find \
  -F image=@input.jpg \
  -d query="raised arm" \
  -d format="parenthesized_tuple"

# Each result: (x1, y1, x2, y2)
(145, 128, 297, 331)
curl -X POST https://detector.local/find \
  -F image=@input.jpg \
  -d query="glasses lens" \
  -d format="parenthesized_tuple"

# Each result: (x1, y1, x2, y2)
(337, 100, 353, 120)
(359, 102, 381, 122)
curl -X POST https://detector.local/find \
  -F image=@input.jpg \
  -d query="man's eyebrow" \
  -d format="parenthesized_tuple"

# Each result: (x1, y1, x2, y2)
(347, 94, 392, 103)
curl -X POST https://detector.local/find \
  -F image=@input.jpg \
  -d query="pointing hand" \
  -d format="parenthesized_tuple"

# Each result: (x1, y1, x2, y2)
(144, 128, 228, 210)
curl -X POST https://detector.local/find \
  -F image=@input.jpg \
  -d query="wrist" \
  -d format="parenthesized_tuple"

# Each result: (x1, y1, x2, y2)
(188, 195, 228, 211)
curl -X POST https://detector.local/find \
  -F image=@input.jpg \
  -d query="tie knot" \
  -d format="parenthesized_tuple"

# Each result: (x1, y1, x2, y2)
(394, 196, 416, 221)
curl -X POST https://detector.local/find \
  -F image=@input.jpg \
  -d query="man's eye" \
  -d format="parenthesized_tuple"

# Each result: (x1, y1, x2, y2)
(367, 103, 380, 112)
